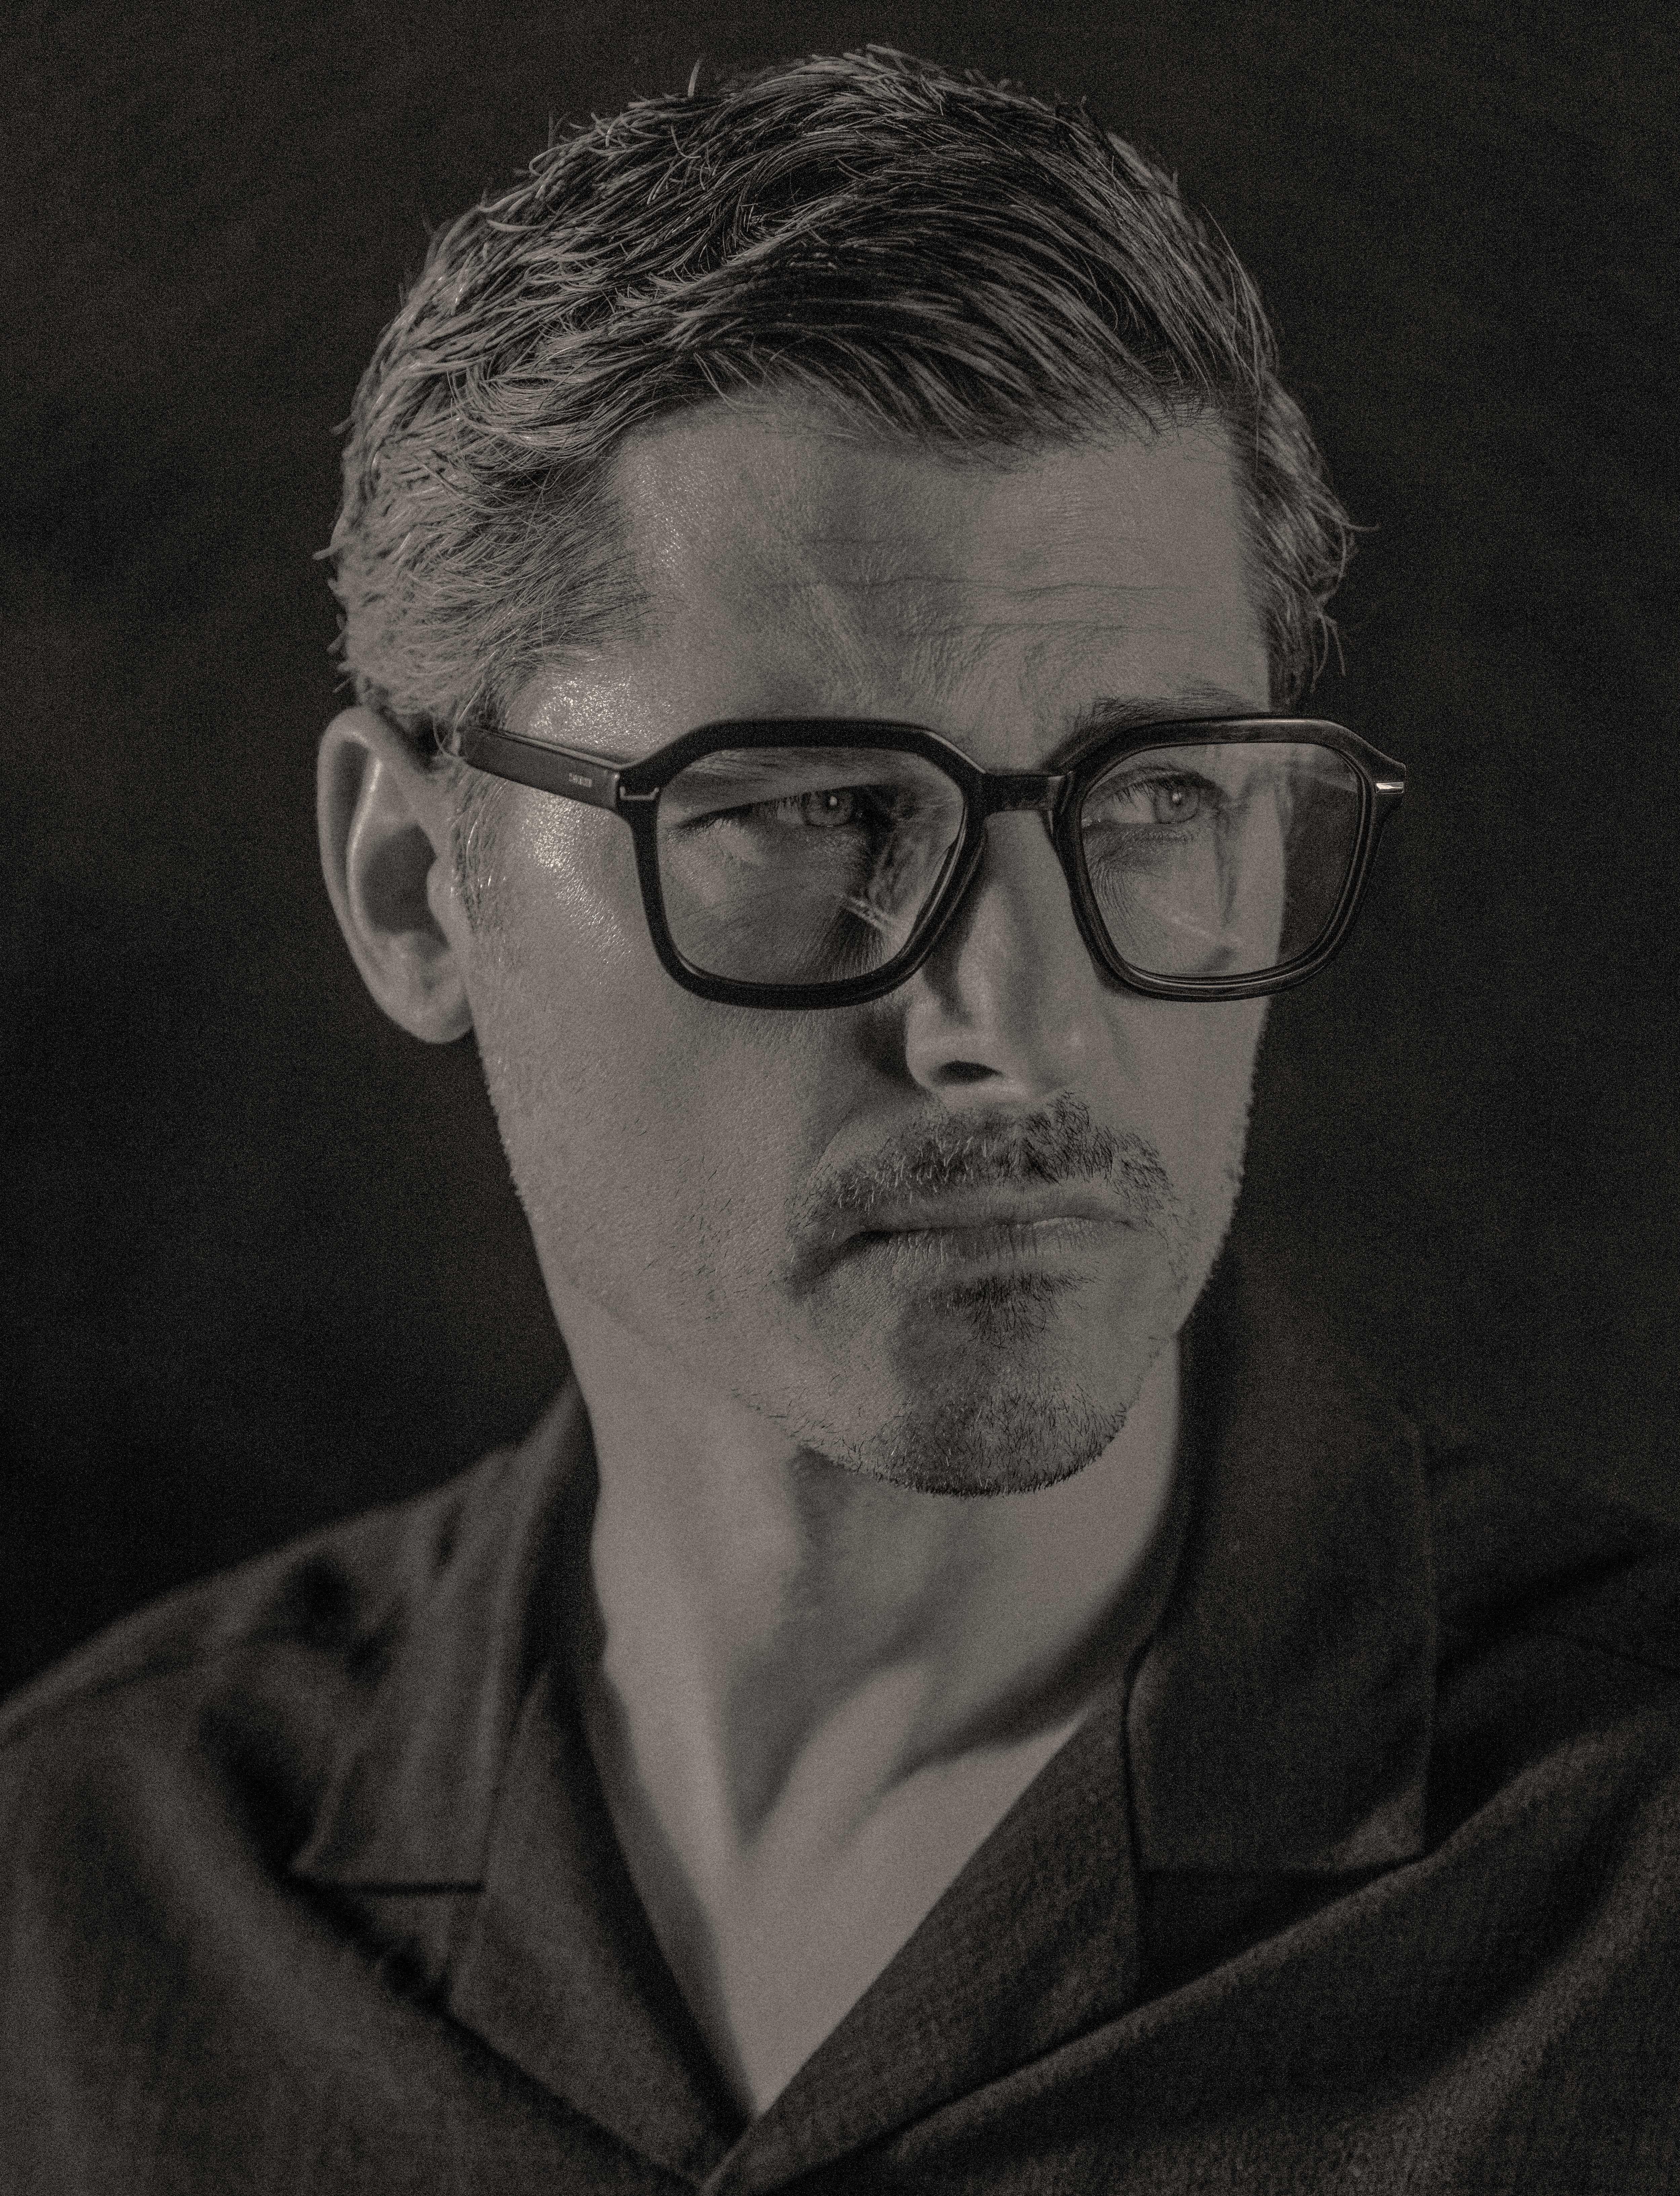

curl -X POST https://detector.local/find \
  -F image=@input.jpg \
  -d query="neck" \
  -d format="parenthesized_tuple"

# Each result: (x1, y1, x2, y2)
(564, 1299, 1182, 1844)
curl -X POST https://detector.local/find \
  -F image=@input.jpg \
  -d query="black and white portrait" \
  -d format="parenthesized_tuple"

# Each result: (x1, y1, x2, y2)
(3, 8, 1676, 2189)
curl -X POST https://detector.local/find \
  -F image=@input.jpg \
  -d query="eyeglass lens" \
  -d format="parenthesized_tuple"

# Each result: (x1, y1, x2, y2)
(653, 741, 1363, 989)
(1082, 741, 1362, 979)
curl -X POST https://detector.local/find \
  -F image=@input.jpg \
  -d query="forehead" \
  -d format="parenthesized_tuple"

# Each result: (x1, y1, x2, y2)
(510, 397, 1267, 760)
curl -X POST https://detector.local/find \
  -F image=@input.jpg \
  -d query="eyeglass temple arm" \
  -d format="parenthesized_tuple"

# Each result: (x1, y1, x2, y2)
(452, 723, 628, 811)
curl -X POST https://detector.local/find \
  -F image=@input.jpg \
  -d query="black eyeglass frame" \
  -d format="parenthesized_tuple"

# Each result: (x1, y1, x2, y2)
(448, 714, 1406, 1009)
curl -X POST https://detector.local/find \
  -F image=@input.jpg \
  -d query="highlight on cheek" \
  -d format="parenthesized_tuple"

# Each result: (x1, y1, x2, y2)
(520, 782, 643, 920)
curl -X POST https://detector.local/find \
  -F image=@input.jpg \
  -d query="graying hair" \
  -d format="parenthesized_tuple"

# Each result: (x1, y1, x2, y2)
(328, 45, 1353, 765)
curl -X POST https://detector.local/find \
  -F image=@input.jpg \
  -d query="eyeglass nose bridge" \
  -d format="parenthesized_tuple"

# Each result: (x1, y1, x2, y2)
(974, 770, 1070, 828)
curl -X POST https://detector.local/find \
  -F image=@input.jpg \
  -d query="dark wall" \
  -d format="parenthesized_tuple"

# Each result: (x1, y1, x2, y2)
(4, 0, 1676, 1692)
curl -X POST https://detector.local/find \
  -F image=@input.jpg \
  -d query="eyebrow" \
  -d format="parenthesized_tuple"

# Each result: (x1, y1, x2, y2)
(1056, 685, 1266, 763)
(673, 743, 920, 786)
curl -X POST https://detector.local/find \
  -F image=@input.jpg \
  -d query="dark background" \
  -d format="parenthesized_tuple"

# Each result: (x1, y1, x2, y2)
(4, 0, 1676, 1693)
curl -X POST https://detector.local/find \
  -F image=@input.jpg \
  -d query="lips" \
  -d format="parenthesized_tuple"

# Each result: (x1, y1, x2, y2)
(848, 1185, 1138, 1240)
(824, 1195, 1142, 1288)
(786, 1103, 1176, 1293)
(831, 1186, 1148, 1290)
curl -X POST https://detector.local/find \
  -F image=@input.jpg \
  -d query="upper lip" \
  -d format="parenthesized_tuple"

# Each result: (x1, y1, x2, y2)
(846, 1185, 1135, 1237)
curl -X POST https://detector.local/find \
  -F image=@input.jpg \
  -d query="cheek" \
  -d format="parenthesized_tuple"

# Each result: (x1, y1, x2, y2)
(1120, 998, 1267, 1191)
(468, 800, 674, 1251)
(467, 797, 851, 1296)
(516, 786, 647, 970)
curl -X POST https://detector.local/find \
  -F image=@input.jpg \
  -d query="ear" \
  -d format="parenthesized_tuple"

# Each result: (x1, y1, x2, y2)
(317, 707, 475, 1043)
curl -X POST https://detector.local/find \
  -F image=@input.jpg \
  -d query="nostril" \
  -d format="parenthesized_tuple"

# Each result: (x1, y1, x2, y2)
(938, 1061, 994, 1086)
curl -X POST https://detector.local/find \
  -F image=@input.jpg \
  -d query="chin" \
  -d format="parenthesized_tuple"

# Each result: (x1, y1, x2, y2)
(827, 1280, 1157, 1498)
(843, 1374, 1130, 1499)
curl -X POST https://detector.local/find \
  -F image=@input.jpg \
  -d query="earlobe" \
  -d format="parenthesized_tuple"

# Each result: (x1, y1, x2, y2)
(317, 707, 474, 1043)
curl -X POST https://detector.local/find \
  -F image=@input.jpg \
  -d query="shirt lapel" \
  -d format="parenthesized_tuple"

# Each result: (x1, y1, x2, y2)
(448, 1661, 741, 2183)
(1127, 1249, 1435, 1875)
(289, 1387, 591, 1890)
(288, 1389, 745, 2178)
(711, 1694, 1139, 2192)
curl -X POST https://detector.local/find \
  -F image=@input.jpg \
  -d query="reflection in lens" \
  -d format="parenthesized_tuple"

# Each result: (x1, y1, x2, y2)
(1080, 742, 1361, 978)
(656, 747, 967, 985)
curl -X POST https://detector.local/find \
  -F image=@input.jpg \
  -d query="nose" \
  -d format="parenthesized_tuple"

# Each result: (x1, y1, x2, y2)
(897, 810, 1125, 1103)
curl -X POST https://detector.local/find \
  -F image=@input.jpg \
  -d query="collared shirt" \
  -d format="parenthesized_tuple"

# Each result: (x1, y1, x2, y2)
(3, 1250, 1678, 2192)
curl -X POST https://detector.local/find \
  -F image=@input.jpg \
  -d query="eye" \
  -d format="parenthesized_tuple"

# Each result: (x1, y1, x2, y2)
(1087, 770, 1219, 833)
(1141, 775, 1206, 826)
(792, 787, 867, 829)
(672, 784, 881, 837)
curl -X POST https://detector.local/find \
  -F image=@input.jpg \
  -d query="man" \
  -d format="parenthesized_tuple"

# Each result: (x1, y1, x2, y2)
(3, 45, 1676, 2194)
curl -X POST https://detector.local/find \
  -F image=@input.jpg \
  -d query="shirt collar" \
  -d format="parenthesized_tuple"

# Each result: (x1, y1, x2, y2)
(291, 1245, 1434, 1893)
(288, 1386, 593, 1888)
(1129, 1250, 1434, 1873)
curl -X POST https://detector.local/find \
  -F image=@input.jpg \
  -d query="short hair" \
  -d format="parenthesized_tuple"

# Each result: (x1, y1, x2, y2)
(328, 46, 1353, 747)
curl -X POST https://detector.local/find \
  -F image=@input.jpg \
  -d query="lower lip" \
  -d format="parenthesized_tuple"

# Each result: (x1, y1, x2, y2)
(847, 1216, 1133, 1278)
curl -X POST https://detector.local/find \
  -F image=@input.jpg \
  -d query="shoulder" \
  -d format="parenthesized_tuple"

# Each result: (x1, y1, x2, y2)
(1426, 1431, 1680, 1676)
(1421, 1429, 1680, 1862)
(0, 1428, 535, 1833)
(0, 1403, 579, 2183)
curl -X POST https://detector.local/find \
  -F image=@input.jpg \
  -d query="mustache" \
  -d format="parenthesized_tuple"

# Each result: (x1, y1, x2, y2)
(792, 1094, 1177, 1246)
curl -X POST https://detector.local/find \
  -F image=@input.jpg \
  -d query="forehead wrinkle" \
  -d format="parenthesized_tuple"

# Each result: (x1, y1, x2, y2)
(752, 566, 889, 701)
(746, 566, 1195, 672)
(717, 534, 1000, 708)
(732, 575, 1228, 728)
(608, 410, 1265, 736)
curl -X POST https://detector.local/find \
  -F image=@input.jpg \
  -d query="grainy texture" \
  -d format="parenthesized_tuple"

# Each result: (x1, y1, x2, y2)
(2, 0, 1677, 1686)
(4, 1253, 1677, 2189)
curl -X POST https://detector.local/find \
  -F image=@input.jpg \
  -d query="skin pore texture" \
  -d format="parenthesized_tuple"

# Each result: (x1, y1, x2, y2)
(320, 395, 1272, 2115)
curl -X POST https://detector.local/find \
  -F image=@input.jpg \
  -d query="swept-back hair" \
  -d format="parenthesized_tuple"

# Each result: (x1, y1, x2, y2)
(328, 46, 1353, 736)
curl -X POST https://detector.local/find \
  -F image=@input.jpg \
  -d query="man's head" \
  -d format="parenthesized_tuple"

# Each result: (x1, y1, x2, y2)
(318, 49, 1357, 1498)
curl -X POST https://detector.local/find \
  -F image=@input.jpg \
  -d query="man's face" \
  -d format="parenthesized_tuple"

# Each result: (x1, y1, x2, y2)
(460, 397, 1271, 1495)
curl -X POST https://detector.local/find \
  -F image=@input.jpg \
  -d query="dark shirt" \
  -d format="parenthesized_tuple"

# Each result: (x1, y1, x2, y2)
(4, 1252, 1678, 2193)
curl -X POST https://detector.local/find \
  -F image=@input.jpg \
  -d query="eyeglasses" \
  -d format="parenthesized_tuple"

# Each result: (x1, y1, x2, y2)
(447, 714, 1406, 1008)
